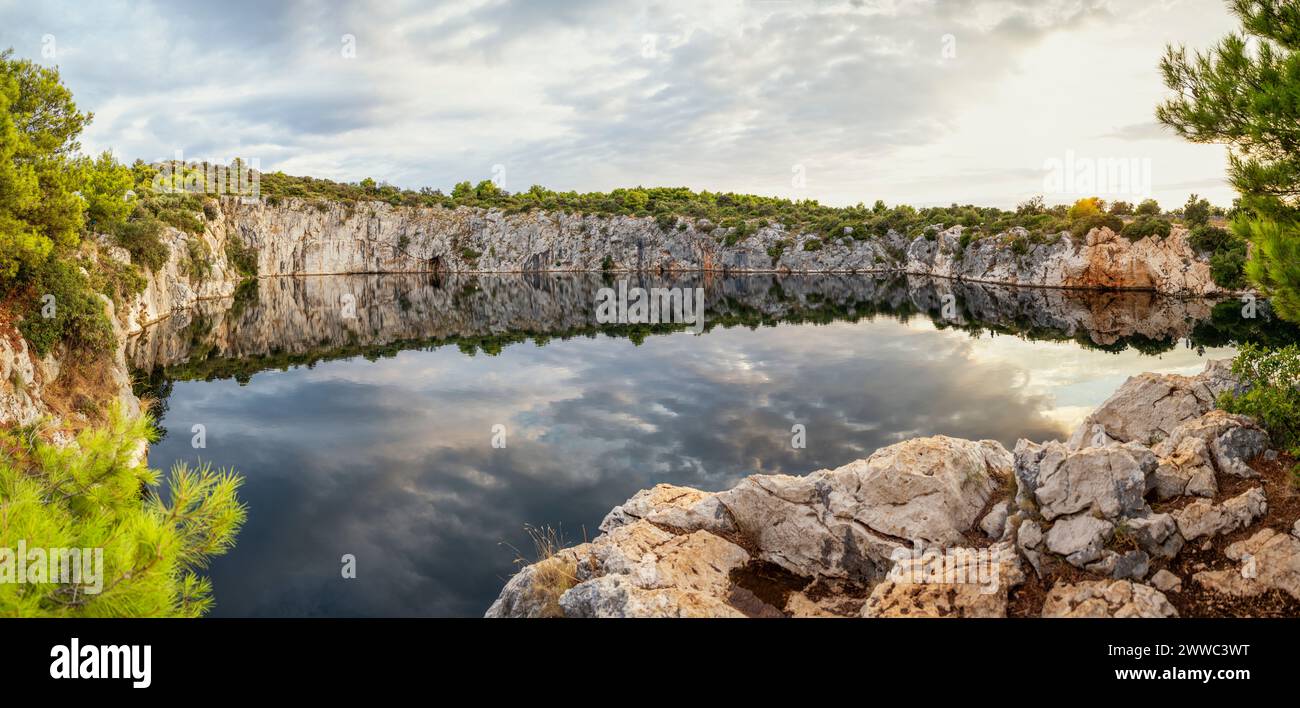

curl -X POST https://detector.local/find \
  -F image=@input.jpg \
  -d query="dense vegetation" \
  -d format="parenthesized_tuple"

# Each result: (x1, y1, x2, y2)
(264, 169, 1207, 249)
(0, 409, 245, 616)
(1219, 344, 1300, 463)
(1158, 0, 1300, 321)
(1160, 1, 1300, 480)
(1, 50, 246, 618)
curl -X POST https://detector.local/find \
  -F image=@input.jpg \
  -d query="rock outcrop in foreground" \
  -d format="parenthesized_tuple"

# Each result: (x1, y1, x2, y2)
(487, 360, 1299, 618)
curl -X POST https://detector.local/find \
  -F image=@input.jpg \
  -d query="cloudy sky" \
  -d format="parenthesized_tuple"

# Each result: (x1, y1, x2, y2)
(1, 0, 1237, 208)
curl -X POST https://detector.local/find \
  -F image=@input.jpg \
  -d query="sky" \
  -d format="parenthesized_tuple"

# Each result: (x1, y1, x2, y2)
(0, 0, 1239, 209)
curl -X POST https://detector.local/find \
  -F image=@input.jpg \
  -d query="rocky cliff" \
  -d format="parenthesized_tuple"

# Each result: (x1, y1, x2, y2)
(487, 360, 1300, 618)
(0, 194, 1236, 430)
(119, 196, 1225, 340)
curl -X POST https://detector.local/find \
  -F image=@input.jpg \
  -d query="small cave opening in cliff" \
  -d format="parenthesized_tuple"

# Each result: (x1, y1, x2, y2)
(428, 255, 444, 273)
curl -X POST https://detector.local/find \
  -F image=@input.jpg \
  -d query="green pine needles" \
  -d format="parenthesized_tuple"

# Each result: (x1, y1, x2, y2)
(0, 407, 246, 617)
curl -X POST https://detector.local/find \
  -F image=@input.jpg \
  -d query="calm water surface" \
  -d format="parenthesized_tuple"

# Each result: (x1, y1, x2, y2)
(128, 273, 1289, 616)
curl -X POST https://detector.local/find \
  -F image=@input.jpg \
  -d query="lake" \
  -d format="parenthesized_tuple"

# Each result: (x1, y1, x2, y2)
(127, 273, 1291, 616)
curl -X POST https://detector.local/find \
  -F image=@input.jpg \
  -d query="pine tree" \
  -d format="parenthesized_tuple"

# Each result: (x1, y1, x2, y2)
(1157, 1, 1300, 321)
(0, 408, 246, 617)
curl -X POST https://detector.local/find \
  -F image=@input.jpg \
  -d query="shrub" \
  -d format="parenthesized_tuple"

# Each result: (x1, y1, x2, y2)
(1189, 224, 1235, 253)
(224, 236, 258, 279)
(111, 213, 169, 272)
(182, 237, 213, 283)
(1070, 213, 1124, 239)
(1218, 344, 1300, 456)
(767, 240, 788, 264)
(0, 408, 246, 617)
(17, 259, 116, 356)
(86, 251, 146, 305)
(802, 238, 823, 252)
(1121, 217, 1172, 240)
(1067, 197, 1105, 221)
(1183, 194, 1212, 227)
(1240, 218, 1300, 323)
(1210, 247, 1248, 289)
(1135, 198, 1162, 217)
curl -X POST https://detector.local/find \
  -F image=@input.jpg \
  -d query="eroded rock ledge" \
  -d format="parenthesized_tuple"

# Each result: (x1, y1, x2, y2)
(487, 360, 1300, 618)
(115, 196, 1229, 340)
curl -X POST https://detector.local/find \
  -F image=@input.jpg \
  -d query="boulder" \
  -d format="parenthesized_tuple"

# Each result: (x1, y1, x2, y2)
(1041, 580, 1178, 618)
(1087, 549, 1150, 580)
(1069, 363, 1229, 447)
(598, 483, 735, 535)
(1150, 569, 1183, 593)
(1193, 528, 1300, 602)
(486, 520, 750, 618)
(559, 574, 746, 618)
(716, 436, 1011, 580)
(1016, 519, 1045, 576)
(861, 542, 1023, 618)
(1173, 487, 1267, 541)
(1124, 512, 1184, 560)
(485, 545, 591, 618)
(980, 500, 1010, 539)
(1045, 514, 1114, 567)
(1149, 435, 1218, 501)
(1153, 409, 1268, 481)
(1015, 439, 1155, 521)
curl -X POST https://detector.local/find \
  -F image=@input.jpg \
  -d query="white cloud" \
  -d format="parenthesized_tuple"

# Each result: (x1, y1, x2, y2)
(0, 0, 1238, 208)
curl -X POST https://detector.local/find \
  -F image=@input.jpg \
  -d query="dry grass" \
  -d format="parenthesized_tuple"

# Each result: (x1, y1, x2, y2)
(503, 524, 585, 618)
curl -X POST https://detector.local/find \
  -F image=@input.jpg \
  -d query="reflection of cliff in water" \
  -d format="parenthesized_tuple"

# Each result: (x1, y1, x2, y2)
(127, 273, 1299, 385)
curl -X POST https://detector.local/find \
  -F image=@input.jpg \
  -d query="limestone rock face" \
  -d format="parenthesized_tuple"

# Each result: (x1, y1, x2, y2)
(1045, 515, 1114, 567)
(1041, 580, 1179, 618)
(1173, 487, 1268, 541)
(154, 199, 1222, 295)
(0, 275, 140, 430)
(598, 484, 735, 536)
(1193, 529, 1300, 601)
(1153, 410, 1268, 479)
(1072, 366, 1225, 447)
(0, 331, 49, 426)
(908, 226, 1219, 295)
(715, 436, 1011, 580)
(861, 542, 1024, 618)
(1015, 440, 1155, 521)
(110, 221, 242, 337)
(485, 519, 751, 618)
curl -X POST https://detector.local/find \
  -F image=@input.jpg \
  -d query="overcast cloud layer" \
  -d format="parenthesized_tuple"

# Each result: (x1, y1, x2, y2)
(1, 0, 1236, 208)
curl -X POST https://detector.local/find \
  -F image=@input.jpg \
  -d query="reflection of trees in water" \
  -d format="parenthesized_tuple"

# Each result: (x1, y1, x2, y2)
(126, 273, 1298, 388)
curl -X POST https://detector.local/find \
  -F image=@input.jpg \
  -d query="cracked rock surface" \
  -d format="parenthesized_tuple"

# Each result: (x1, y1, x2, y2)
(488, 360, 1294, 618)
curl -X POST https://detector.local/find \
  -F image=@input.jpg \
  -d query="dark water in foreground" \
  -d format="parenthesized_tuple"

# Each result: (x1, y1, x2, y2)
(127, 273, 1295, 616)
